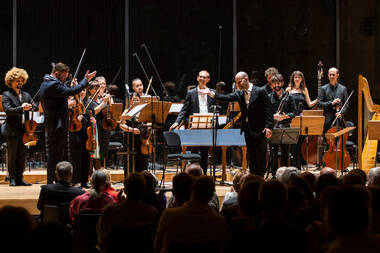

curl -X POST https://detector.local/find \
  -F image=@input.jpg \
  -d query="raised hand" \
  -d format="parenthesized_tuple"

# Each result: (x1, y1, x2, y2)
(85, 70, 97, 81)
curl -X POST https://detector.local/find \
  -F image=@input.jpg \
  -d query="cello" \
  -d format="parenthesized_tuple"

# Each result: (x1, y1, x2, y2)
(301, 61, 323, 165)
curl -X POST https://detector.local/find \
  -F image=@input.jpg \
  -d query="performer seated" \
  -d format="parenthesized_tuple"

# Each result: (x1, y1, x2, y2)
(120, 92, 148, 173)
(2, 67, 35, 186)
(131, 78, 145, 97)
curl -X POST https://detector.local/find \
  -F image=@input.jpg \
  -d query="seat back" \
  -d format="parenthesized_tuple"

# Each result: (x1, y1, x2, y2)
(163, 131, 181, 148)
(73, 211, 102, 253)
(43, 204, 71, 226)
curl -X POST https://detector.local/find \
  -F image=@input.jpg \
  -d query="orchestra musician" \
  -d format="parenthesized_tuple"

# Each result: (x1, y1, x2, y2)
(2, 67, 34, 186)
(39, 62, 96, 184)
(263, 67, 279, 95)
(169, 70, 215, 175)
(200, 71, 273, 177)
(119, 92, 148, 173)
(270, 73, 296, 176)
(68, 89, 96, 188)
(86, 79, 113, 171)
(317, 67, 348, 131)
(131, 78, 144, 97)
(285, 70, 318, 169)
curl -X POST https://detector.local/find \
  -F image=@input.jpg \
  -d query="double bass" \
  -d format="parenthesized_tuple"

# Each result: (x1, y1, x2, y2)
(301, 61, 323, 165)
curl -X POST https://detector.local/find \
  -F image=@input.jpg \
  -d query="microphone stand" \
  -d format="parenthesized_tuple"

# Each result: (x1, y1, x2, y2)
(211, 104, 220, 180)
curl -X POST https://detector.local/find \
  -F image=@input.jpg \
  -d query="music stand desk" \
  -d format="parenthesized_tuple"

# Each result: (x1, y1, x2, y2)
(291, 116, 325, 136)
(269, 128, 300, 145)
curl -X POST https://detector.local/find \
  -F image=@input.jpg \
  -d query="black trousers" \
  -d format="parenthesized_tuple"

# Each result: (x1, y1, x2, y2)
(69, 132, 90, 184)
(245, 132, 267, 176)
(6, 136, 26, 182)
(191, 147, 209, 175)
(123, 133, 148, 176)
(269, 144, 290, 176)
(46, 127, 67, 184)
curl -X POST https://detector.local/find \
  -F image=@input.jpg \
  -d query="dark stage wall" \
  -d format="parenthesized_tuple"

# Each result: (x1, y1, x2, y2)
(1, 0, 379, 127)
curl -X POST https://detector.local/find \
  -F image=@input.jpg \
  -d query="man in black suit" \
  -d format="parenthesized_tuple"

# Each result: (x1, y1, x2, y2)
(317, 67, 348, 131)
(2, 67, 34, 186)
(39, 62, 96, 183)
(169, 70, 215, 175)
(201, 71, 273, 176)
(37, 161, 85, 222)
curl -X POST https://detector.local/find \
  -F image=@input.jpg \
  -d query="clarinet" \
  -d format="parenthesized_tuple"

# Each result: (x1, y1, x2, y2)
(273, 92, 289, 128)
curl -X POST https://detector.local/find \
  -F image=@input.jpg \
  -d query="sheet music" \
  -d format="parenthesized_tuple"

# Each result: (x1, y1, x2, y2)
(218, 116, 227, 125)
(126, 103, 147, 117)
(169, 103, 183, 113)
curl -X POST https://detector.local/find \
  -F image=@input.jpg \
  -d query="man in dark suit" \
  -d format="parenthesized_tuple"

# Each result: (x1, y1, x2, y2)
(317, 67, 348, 131)
(201, 71, 273, 176)
(2, 67, 34, 186)
(39, 62, 96, 183)
(37, 161, 84, 222)
(169, 70, 215, 175)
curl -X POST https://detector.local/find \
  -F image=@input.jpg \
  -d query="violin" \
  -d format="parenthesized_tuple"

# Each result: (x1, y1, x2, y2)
(138, 123, 153, 155)
(101, 94, 118, 130)
(86, 111, 97, 151)
(68, 95, 84, 132)
(22, 104, 38, 146)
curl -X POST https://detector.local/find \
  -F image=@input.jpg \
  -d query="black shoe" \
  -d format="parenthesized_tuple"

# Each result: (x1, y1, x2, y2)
(9, 179, 17, 187)
(18, 180, 32, 186)
(81, 182, 91, 189)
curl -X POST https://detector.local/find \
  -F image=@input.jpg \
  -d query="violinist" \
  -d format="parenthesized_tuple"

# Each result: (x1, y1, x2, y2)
(317, 67, 348, 131)
(2, 67, 34, 186)
(120, 92, 148, 172)
(68, 89, 96, 188)
(39, 62, 96, 184)
(86, 79, 112, 171)
(285, 71, 318, 169)
(131, 78, 144, 97)
(269, 74, 296, 176)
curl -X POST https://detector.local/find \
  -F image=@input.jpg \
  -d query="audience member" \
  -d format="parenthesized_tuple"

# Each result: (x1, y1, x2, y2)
(97, 173, 159, 253)
(368, 167, 380, 187)
(290, 176, 314, 205)
(141, 170, 166, 215)
(349, 169, 367, 185)
(315, 173, 339, 200)
(168, 172, 193, 208)
(279, 166, 301, 185)
(342, 172, 364, 186)
(37, 161, 85, 221)
(102, 169, 119, 202)
(320, 167, 336, 177)
(301, 171, 317, 194)
(275, 166, 287, 180)
(368, 187, 380, 234)
(70, 170, 115, 222)
(221, 170, 246, 210)
(155, 176, 226, 253)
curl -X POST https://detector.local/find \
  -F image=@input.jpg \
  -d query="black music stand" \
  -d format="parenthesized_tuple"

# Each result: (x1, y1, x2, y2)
(266, 128, 300, 179)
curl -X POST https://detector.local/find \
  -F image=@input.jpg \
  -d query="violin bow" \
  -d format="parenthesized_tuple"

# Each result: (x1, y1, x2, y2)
(330, 90, 354, 127)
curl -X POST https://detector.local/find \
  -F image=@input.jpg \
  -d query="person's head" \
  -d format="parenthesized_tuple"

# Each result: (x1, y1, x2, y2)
(55, 161, 73, 182)
(270, 73, 284, 92)
(368, 167, 380, 187)
(289, 70, 306, 91)
(320, 167, 336, 177)
(315, 173, 339, 199)
(184, 162, 203, 178)
(232, 170, 247, 192)
(349, 169, 367, 185)
(87, 80, 100, 97)
(132, 78, 144, 95)
(239, 173, 265, 190)
(300, 171, 317, 193)
(124, 172, 146, 201)
(279, 167, 301, 185)
(131, 92, 141, 105)
(5, 67, 29, 92)
(275, 166, 287, 181)
(141, 170, 158, 196)
(342, 173, 364, 186)
(191, 175, 215, 203)
(172, 172, 194, 206)
(100, 169, 112, 187)
(327, 185, 370, 236)
(259, 180, 287, 214)
(107, 84, 121, 98)
(95, 76, 106, 95)
(164, 81, 176, 95)
(79, 89, 87, 100)
(290, 176, 313, 204)
(197, 70, 210, 89)
(328, 67, 339, 85)
(238, 180, 263, 216)
(51, 62, 70, 82)
(216, 81, 226, 94)
(235, 71, 249, 90)
(287, 185, 307, 209)
(264, 67, 279, 84)
(89, 170, 108, 199)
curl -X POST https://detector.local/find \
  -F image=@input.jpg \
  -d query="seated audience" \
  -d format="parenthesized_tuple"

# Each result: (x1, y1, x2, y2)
(155, 176, 226, 253)
(97, 172, 159, 253)
(37, 161, 85, 220)
(368, 167, 380, 187)
(349, 168, 367, 185)
(70, 170, 115, 222)
(342, 172, 365, 186)
(102, 169, 119, 202)
(168, 172, 194, 208)
(368, 187, 380, 234)
(279, 167, 301, 185)
(320, 167, 336, 177)
(141, 170, 166, 215)
(221, 170, 247, 210)
(300, 171, 317, 194)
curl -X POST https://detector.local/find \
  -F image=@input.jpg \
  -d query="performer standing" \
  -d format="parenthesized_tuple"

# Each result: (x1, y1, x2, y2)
(39, 62, 96, 184)
(169, 70, 215, 175)
(263, 67, 279, 95)
(201, 71, 273, 176)
(317, 67, 348, 131)
(2, 67, 34, 186)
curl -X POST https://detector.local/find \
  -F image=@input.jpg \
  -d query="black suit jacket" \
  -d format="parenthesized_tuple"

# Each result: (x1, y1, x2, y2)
(39, 74, 88, 132)
(37, 180, 85, 211)
(215, 86, 273, 136)
(175, 87, 215, 126)
(1, 89, 33, 138)
(317, 83, 348, 124)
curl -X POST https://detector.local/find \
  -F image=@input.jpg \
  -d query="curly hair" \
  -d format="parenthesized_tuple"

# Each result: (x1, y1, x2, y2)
(4, 67, 29, 88)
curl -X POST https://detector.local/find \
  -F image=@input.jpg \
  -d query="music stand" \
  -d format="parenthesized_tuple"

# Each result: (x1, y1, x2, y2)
(266, 128, 300, 178)
(188, 114, 216, 129)
(291, 115, 325, 169)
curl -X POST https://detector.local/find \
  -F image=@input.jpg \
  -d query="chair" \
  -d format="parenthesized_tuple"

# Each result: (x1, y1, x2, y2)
(73, 211, 102, 253)
(43, 205, 71, 226)
(161, 131, 201, 187)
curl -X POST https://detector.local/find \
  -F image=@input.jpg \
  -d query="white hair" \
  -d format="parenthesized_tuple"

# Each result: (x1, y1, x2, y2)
(368, 167, 380, 186)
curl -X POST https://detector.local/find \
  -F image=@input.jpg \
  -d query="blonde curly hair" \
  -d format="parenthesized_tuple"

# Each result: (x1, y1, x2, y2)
(4, 67, 29, 88)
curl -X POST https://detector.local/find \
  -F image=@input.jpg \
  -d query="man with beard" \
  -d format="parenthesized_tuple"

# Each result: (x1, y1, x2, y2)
(39, 62, 96, 183)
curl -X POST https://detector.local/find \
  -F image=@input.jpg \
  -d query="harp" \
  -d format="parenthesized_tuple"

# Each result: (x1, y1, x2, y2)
(358, 75, 380, 173)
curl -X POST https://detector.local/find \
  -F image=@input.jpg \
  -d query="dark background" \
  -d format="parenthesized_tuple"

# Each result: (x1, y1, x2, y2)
(1, 0, 380, 126)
